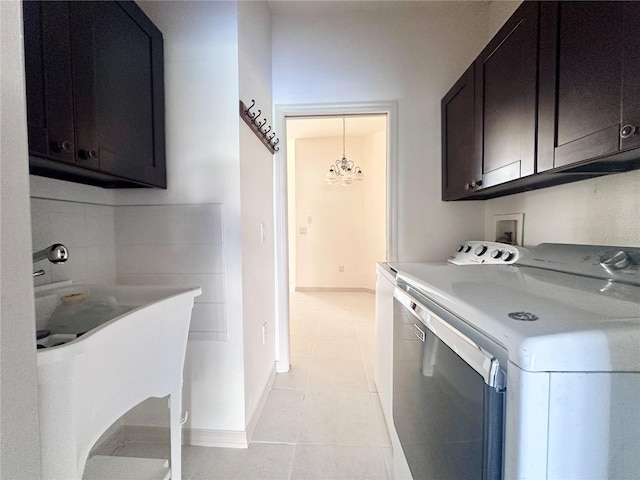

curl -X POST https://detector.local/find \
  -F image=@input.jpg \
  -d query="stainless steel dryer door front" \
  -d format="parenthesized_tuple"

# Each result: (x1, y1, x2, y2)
(392, 286, 505, 480)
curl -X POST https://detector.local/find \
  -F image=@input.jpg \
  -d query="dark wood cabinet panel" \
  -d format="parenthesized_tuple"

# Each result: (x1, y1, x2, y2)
(69, 1, 99, 171)
(442, 0, 640, 201)
(442, 1, 539, 200)
(475, 1, 538, 188)
(23, 1, 75, 164)
(93, 1, 165, 185)
(441, 65, 477, 201)
(538, 1, 640, 172)
(23, 1, 166, 188)
(621, 1, 640, 152)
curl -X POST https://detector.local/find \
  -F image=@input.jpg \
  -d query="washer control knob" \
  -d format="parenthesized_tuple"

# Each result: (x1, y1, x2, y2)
(502, 251, 514, 262)
(490, 249, 502, 259)
(474, 245, 488, 256)
(600, 250, 631, 270)
(464, 245, 472, 253)
(456, 244, 465, 253)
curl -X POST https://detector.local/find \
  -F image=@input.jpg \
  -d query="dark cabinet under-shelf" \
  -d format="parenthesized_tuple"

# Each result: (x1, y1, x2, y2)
(23, 0, 166, 189)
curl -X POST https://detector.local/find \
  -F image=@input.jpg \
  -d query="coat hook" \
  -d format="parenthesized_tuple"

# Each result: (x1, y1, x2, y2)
(252, 109, 262, 123)
(268, 132, 276, 141)
(274, 145, 280, 152)
(245, 99, 256, 116)
(263, 125, 271, 135)
(271, 137, 280, 146)
(257, 118, 267, 128)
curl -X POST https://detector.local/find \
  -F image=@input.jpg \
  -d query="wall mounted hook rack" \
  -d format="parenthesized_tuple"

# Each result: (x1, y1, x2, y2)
(239, 100, 279, 154)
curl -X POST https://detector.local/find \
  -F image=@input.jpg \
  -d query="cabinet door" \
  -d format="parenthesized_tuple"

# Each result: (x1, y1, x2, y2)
(92, 2, 166, 186)
(23, 1, 75, 164)
(69, 1, 99, 170)
(538, 2, 624, 171)
(621, 1, 640, 152)
(24, 0, 166, 188)
(475, 1, 538, 188)
(441, 65, 478, 201)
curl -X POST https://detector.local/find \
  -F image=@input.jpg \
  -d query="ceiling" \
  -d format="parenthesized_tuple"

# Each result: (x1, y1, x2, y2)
(286, 115, 387, 140)
(267, 1, 452, 16)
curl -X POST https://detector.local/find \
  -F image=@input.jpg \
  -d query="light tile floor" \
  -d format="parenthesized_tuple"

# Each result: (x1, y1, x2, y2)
(109, 291, 391, 479)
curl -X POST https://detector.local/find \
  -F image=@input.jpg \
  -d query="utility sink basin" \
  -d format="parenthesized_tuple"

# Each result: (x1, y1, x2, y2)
(34, 282, 201, 480)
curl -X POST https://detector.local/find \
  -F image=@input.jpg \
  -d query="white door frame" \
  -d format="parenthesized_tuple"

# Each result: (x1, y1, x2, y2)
(273, 101, 399, 372)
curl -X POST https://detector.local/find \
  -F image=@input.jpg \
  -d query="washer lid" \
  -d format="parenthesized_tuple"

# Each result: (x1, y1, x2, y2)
(391, 261, 640, 373)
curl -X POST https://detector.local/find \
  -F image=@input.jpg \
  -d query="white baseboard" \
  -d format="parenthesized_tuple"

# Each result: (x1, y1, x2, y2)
(245, 364, 277, 443)
(119, 424, 248, 449)
(295, 287, 375, 294)
(182, 428, 248, 449)
(115, 365, 278, 450)
(123, 425, 170, 444)
(90, 422, 125, 456)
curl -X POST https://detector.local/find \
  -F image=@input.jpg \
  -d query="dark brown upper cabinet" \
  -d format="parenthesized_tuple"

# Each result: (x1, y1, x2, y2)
(442, 1, 539, 201)
(475, 1, 538, 189)
(442, 1, 640, 200)
(442, 65, 477, 201)
(538, 1, 640, 172)
(23, 1, 166, 188)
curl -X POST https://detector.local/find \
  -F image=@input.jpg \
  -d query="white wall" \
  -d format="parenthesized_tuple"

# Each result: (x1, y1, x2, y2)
(118, 0, 247, 434)
(237, 0, 276, 430)
(293, 131, 385, 290)
(484, 171, 640, 247)
(272, 1, 491, 261)
(287, 135, 297, 288)
(362, 129, 387, 282)
(0, 1, 41, 477)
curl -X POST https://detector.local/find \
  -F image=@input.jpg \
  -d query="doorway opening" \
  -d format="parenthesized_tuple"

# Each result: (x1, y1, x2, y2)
(273, 102, 398, 372)
(286, 114, 387, 293)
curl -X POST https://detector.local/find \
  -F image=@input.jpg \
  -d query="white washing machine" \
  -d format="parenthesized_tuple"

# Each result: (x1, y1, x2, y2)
(389, 242, 640, 479)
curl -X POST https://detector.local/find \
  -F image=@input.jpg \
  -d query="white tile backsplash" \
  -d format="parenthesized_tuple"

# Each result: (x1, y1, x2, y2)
(188, 303, 226, 333)
(114, 206, 159, 246)
(30, 199, 226, 338)
(186, 273, 225, 303)
(31, 198, 117, 286)
(183, 204, 223, 244)
(115, 204, 226, 338)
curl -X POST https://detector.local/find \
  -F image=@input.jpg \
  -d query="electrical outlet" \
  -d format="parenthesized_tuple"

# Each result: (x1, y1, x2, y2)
(300, 227, 307, 235)
(339, 265, 344, 272)
(307, 216, 312, 224)
(260, 223, 266, 243)
(262, 322, 267, 344)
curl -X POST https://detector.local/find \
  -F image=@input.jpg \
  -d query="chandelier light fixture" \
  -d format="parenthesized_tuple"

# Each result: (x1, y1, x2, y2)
(324, 117, 364, 186)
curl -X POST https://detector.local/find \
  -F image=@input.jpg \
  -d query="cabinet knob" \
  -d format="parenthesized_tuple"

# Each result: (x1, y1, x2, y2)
(471, 179, 483, 188)
(50, 140, 73, 154)
(78, 149, 99, 160)
(620, 124, 638, 139)
(464, 182, 470, 191)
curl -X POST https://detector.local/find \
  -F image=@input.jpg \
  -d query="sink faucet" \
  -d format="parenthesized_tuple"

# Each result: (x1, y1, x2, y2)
(33, 243, 69, 277)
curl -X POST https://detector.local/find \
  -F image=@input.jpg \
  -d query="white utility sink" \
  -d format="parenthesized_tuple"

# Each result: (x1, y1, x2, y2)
(35, 282, 201, 480)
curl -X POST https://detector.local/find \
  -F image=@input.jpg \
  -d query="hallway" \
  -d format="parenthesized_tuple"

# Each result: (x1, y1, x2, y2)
(106, 291, 391, 479)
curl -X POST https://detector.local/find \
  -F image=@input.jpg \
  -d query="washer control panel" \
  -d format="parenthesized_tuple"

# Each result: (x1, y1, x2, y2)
(448, 241, 526, 265)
